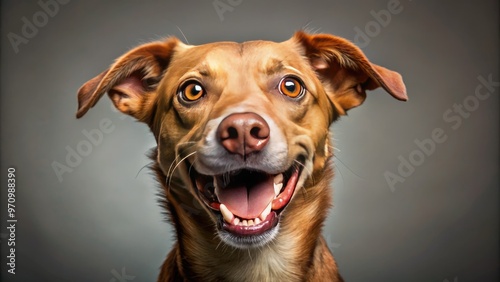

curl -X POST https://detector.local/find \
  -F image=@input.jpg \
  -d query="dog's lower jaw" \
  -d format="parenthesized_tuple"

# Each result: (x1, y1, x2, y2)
(155, 154, 343, 282)
(217, 220, 280, 249)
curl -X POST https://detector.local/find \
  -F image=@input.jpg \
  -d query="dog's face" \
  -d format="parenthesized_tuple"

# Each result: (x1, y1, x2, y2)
(158, 39, 335, 248)
(77, 31, 406, 249)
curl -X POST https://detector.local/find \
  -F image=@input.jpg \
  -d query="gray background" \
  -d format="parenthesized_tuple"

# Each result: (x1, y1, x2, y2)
(1, 0, 498, 281)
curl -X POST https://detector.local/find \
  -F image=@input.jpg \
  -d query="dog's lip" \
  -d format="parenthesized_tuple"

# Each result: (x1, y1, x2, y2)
(188, 159, 304, 237)
(221, 211, 278, 236)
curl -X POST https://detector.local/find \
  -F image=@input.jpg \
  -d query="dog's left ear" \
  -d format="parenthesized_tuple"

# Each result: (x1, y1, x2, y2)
(292, 31, 407, 115)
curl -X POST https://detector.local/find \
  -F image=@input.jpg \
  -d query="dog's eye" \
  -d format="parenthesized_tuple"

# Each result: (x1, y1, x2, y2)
(279, 76, 305, 98)
(179, 81, 205, 102)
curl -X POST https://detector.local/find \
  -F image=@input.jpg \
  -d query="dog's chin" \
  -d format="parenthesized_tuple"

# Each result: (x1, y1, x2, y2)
(187, 157, 305, 249)
(218, 220, 280, 249)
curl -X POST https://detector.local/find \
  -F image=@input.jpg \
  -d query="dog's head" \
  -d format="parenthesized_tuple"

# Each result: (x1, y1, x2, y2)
(77, 31, 406, 249)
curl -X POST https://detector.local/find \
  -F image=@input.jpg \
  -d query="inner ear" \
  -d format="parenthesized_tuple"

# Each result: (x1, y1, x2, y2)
(311, 56, 369, 114)
(108, 72, 151, 117)
(291, 31, 407, 114)
(310, 57, 330, 70)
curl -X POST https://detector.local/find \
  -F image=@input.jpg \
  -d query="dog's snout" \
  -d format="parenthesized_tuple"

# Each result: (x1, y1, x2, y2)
(217, 113, 270, 158)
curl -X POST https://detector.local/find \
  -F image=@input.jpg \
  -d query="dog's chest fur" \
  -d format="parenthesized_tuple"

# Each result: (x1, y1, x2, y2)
(180, 234, 311, 282)
(215, 243, 299, 282)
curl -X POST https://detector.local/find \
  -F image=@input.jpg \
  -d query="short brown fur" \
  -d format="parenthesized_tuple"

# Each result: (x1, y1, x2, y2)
(77, 31, 406, 281)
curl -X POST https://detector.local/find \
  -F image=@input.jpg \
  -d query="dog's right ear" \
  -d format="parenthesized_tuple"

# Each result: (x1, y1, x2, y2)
(76, 37, 182, 122)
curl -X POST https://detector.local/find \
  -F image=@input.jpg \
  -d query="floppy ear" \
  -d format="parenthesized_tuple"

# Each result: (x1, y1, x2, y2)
(76, 37, 182, 122)
(292, 31, 407, 115)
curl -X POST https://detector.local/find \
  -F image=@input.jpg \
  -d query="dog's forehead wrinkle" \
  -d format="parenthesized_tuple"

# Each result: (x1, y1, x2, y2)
(197, 63, 213, 77)
(262, 58, 284, 76)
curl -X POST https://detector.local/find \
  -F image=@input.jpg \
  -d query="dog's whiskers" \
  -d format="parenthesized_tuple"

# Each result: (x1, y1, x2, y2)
(134, 163, 150, 179)
(167, 151, 197, 188)
(247, 248, 253, 262)
(176, 25, 190, 45)
(294, 159, 313, 182)
(333, 155, 365, 180)
(166, 142, 197, 179)
(329, 144, 340, 153)
(214, 234, 224, 251)
(293, 159, 313, 200)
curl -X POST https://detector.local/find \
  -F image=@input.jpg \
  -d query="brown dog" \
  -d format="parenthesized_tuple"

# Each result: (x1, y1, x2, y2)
(76, 31, 406, 281)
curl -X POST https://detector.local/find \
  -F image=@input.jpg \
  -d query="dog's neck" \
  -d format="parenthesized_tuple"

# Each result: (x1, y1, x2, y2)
(153, 150, 339, 281)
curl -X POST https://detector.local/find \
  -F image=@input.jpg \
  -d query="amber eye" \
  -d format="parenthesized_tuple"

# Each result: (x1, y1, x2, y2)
(179, 81, 205, 102)
(279, 76, 305, 98)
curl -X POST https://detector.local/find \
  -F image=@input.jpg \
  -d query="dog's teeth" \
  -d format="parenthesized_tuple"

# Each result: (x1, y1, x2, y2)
(274, 183, 283, 196)
(274, 173, 284, 184)
(254, 217, 261, 225)
(220, 204, 234, 224)
(247, 219, 254, 226)
(233, 217, 240, 226)
(259, 202, 272, 221)
(241, 220, 248, 226)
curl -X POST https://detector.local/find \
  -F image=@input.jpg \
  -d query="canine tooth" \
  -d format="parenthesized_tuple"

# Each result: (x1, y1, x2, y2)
(274, 173, 284, 184)
(248, 219, 254, 226)
(274, 183, 283, 196)
(259, 202, 272, 221)
(219, 204, 234, 223)
(254, 217, 261, 225)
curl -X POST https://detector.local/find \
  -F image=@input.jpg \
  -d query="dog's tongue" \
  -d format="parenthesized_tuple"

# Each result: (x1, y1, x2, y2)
(215, 171, 275, 219)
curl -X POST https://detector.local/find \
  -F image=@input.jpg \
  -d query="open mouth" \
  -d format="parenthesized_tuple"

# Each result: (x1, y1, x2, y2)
(189, 159, 303, 241)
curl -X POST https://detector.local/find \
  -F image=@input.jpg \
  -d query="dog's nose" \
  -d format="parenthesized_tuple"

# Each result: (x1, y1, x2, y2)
(217, 113, 270, 158)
